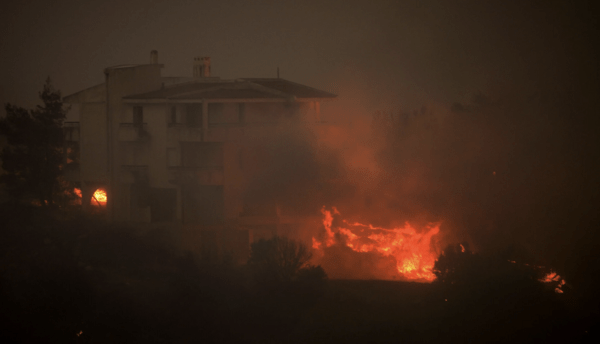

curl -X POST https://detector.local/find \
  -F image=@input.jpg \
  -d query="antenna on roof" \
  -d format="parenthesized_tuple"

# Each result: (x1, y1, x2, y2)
(277, 67, 280, 79)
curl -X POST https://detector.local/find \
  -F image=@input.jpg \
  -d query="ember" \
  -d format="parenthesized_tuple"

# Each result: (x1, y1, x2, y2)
(313, 207, 441, 281)
(541, 271, 566, 294)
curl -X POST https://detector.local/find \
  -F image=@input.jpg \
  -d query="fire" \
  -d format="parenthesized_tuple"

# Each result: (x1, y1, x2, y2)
(70, 187, 83, 205)
(92, 189, 107, 206)
(541, 271, 566, 293)
(313, 207, 441, 281)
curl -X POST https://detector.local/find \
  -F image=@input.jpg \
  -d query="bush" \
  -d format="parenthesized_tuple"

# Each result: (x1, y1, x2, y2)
(248, 236, 322, 284)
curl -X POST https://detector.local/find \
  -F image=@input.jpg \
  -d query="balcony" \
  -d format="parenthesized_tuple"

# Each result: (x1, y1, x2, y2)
(63, 122, 80, 141)
(118, 123, 150, 142)
(167, 166, 224, 185)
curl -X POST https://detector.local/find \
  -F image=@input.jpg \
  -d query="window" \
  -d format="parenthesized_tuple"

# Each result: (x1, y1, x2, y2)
(186, 104, 203, 127)
(208, 103, 224, 124)
(133, 106, 143, 129)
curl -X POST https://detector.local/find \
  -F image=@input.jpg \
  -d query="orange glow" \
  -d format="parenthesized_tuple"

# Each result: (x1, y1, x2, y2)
(74, 188, 82, 198)
(92, 189, 107, 206)
(541, 271, 566, 293)
(313, 207, 441, 281)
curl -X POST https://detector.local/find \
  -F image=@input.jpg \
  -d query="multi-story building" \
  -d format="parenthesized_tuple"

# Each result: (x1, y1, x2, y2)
(63, 51, 336, 261)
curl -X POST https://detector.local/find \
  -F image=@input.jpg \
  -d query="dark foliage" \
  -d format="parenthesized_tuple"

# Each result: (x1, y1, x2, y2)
(0, 78, 71, 206)
(432, 243, 578, 343)
(1, 206, 592, 343)
(248, 235, 317, 282)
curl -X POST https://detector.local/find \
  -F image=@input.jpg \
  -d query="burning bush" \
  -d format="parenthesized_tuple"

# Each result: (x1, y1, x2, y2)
(313, 207, 441, 281)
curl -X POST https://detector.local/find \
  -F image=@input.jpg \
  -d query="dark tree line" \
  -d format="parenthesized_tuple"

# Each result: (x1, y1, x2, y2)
(0, 78, 73, 206)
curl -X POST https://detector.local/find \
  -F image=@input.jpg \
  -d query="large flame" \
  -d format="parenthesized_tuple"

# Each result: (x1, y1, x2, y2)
(313, 207, 441, 281)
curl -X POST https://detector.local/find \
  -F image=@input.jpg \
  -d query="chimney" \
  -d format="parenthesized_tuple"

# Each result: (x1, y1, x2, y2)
(150, 50, 158, 64)
(193, 56, 211, 77)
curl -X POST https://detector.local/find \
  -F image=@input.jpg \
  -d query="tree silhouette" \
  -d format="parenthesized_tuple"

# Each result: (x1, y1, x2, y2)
(0, 78, 70, 205)
(248, 236, 315, 283)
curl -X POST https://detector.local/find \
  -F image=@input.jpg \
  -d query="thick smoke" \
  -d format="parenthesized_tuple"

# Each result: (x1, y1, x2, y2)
(239, 83, 599, 287)
(240, 119, 354, 217)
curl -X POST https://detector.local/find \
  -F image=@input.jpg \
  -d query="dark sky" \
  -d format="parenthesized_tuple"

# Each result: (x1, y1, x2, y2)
(1, 0, 596, 112)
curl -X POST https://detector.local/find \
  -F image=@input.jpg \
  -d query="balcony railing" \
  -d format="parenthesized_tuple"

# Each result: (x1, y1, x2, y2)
(118, 123, 150, 142)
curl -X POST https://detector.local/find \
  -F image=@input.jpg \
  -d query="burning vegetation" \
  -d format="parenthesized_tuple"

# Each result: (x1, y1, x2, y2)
(313, 207, 441, 281)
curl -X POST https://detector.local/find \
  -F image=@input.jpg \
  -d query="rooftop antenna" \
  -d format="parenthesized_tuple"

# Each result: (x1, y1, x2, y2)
(277, 66, 280, 79)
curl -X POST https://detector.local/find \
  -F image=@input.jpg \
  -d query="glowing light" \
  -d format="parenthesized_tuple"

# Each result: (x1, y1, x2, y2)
(540, 271, 566, 293)
(92, 189, 107, 206)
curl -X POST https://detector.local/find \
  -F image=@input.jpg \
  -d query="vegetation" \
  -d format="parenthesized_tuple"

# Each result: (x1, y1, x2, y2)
(0, 78, 73, 206)
(0, 205, 592, 343)
(248, 235, 325, 284)
(432, 243, 575, 343)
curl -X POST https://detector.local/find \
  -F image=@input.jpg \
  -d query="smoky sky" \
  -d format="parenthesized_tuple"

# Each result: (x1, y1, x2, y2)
(1, 0, 597, 111)
(1, 0, 598, 286)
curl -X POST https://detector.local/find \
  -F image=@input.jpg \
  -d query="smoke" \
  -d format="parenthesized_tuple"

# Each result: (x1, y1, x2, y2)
(239, 81, 599, 285)
(240, 118, 354, 217)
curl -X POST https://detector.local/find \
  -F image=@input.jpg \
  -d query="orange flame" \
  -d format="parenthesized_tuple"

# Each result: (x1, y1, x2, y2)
(313, 207, 441, 281)
(92, 189, 107, 206)
(541, 271, 566, 293)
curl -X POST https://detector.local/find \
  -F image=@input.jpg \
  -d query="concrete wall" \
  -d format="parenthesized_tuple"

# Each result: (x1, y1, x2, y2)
(78, 103, 107, 182)
(105, 64, 163, 222)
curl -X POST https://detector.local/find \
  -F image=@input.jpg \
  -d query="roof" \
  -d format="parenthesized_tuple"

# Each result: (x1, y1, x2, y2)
(243, 78, 337, 99)
(124, 78, 337, 101)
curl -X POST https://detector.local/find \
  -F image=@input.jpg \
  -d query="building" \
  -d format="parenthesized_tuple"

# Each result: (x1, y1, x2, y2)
(63, 51, 336, 261)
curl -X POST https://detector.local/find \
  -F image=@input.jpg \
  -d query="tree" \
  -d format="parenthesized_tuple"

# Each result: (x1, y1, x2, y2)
(248, 236, 315, 283)
(248, 235, 327, 295)
(0, 78, 70, 206)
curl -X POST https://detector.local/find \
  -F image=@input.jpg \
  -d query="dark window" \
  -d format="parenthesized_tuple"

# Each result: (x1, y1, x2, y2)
(186, 104, 203, 127)
(208, 103, 224, 124)
(133, 106, 143, 129)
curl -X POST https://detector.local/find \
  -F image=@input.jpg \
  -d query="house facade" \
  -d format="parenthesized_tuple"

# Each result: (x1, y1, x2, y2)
(63, 51, 336, 261)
